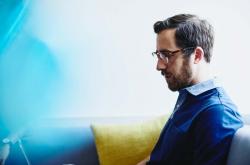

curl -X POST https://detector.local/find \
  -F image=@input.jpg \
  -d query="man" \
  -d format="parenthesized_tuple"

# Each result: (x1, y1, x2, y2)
(137, 14, 243, 165)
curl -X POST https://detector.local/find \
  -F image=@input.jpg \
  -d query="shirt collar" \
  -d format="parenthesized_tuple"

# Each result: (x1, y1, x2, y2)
(179, 78, 221, 96)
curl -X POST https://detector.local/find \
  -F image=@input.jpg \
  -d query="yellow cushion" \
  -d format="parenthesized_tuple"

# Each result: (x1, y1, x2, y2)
(91, 115, 169, 165)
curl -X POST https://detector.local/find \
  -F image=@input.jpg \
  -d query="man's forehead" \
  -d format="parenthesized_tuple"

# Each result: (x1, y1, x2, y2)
(157, 29, 176, 39)
(156, 29, 177, 50)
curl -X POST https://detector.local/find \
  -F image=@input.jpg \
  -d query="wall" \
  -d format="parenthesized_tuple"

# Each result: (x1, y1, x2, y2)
(1, 0, 249, 132)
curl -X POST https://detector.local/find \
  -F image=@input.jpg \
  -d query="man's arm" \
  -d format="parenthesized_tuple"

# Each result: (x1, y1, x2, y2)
(193, 106, 243, 165)
(136, 156, 150, 165)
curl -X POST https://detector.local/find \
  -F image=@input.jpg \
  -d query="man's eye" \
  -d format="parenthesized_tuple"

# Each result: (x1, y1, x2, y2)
(161, 52, 170, 57)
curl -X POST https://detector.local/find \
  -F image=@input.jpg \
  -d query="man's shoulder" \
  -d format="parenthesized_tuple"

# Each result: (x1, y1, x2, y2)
(192, 101, 243, 132)
(184, 87, 242, 128)
(186, 87, 233, 107)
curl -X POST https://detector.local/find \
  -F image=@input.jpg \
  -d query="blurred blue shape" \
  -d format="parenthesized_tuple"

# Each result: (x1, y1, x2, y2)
(0, 0, 30, 54)
(0, 0, 61, 138)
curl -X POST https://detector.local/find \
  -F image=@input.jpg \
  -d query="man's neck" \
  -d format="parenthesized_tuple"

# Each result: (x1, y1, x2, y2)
(192, 64, 212, 85)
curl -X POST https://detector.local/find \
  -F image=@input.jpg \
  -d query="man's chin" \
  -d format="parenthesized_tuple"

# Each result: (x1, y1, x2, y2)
(167, 82, 179, 91)
(164, 76, 181, 91)
(168, 86, 179, 92)
(166, 79, 184, 91)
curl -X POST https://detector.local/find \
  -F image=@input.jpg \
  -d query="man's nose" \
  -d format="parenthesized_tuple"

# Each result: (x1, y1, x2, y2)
(156, 59, 167, 71)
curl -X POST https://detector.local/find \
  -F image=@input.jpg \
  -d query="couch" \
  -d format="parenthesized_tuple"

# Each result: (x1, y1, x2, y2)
(5, 115, 250, 165)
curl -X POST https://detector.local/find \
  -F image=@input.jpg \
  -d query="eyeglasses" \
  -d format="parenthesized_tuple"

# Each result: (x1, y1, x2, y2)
(152, 47, 195, 63)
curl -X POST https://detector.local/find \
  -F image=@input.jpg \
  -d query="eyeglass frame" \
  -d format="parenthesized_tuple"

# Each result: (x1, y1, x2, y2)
(152, 47, 195, 63)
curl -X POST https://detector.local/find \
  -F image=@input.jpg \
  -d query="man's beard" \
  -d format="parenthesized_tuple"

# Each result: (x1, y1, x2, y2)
(165, 60, 193, 91)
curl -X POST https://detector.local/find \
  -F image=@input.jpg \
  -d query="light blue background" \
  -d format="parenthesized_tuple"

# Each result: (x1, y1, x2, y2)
(1, 0, 249, 134)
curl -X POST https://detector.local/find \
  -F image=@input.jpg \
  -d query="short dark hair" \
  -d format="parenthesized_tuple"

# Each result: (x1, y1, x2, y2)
(153, 14, 214, 63)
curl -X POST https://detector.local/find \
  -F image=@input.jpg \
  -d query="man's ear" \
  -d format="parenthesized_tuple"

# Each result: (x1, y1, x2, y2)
(193, 47, 204, 64)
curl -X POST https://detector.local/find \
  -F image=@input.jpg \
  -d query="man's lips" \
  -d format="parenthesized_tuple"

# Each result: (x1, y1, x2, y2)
(161, 71, 171, 78)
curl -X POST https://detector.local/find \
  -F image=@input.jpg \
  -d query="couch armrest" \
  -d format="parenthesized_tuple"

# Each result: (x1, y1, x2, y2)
(227, 125, 250, 165)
